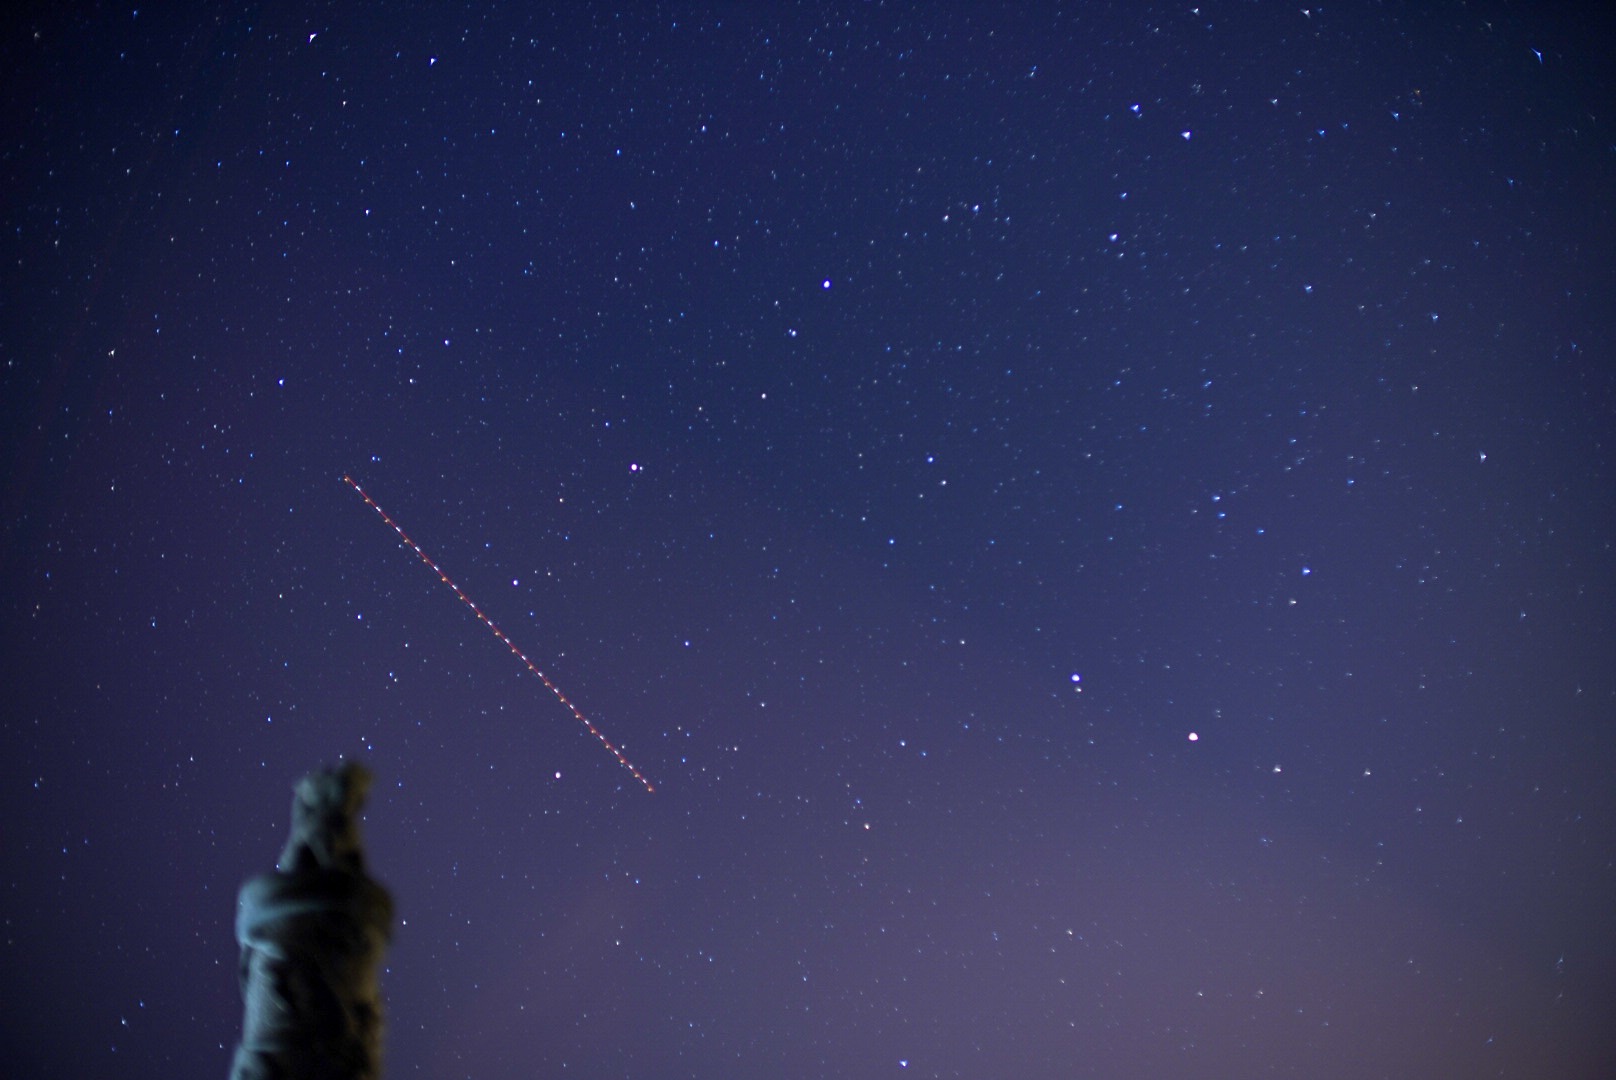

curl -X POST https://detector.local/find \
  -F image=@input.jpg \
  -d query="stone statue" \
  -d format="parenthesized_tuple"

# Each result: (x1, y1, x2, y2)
(230, 762, 394, 1080)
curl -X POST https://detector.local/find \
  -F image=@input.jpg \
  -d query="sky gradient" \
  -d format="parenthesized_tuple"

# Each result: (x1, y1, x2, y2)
(3, 3, 1614, 1077)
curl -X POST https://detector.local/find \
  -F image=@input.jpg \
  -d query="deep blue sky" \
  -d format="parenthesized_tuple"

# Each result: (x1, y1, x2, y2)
(3, 3, 1614, 1077)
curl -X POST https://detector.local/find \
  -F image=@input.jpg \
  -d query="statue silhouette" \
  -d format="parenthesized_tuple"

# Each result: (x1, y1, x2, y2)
(230, 762, 393, 1080)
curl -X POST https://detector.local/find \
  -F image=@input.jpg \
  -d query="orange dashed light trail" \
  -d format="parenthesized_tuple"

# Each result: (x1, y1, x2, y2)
(343, 474, 654, 793)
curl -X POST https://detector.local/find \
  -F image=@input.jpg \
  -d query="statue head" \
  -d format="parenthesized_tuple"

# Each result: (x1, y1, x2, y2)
(276, 761, 374, 875)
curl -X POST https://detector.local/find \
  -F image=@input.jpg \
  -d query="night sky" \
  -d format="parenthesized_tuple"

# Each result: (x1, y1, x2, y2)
(4, 3, 1615, 1078)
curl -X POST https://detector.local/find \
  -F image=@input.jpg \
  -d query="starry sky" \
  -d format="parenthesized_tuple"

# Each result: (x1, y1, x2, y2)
(3, 3, 1614, 1078)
